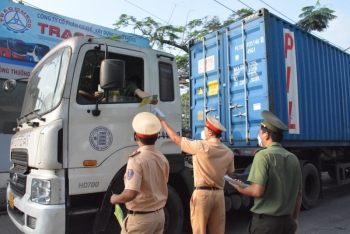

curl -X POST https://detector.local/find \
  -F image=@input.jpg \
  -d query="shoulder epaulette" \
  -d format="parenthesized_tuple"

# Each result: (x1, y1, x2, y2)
(129, 150, 141, 158)
(254, 148, 265, 155)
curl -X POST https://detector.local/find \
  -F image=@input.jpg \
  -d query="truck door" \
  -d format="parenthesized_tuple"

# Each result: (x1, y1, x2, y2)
(67, 44, 153, 194)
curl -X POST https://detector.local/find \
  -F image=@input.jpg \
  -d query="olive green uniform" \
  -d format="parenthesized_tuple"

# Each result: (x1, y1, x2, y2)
(247, 142, 302, 234)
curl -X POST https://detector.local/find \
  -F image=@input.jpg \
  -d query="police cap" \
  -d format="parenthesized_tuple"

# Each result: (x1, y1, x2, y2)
(132, 112, 161, 138)
(205, 114, 226, 134)
(261, 110, 288, 134)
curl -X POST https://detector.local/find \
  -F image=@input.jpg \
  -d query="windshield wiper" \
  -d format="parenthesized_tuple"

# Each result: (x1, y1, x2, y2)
(29, 109, 46, 122)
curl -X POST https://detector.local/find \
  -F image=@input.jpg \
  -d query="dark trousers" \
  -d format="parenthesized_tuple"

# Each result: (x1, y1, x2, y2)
(247, 213, 294, 234)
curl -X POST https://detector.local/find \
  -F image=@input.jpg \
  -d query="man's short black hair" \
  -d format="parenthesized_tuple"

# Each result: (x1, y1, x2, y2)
(261, 126, 283, 142)
(138, 135, 157, 145)
(206, 127, 222, 138)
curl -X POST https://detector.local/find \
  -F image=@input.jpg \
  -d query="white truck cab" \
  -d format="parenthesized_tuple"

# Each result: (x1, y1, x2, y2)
(7, 36, 193, 234)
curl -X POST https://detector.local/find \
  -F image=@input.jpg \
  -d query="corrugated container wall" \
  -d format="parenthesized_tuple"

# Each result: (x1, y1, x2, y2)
(189, 9, 350, 148)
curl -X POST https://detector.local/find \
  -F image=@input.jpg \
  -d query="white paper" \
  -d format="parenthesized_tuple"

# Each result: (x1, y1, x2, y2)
(153, 107, 167, 119)
(224, 175, 249, 187)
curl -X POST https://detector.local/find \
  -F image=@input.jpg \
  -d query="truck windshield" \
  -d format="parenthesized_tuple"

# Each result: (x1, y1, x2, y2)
(19, 47, 71, 123)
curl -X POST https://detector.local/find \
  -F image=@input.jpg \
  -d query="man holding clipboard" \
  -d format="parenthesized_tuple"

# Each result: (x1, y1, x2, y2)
(229, 110, 302, 234)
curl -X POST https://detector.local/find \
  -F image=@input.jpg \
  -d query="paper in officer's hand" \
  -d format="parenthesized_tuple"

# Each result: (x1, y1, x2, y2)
(152, 107, 167, 119)
(114, 204, 124, 227)
(224, 175, 249, 187)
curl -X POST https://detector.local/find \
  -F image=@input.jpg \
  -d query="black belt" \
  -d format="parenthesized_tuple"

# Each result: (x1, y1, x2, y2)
(252, 213, 291, 218)
(127, 208, 163, 215)
(194, 186, 220, 190)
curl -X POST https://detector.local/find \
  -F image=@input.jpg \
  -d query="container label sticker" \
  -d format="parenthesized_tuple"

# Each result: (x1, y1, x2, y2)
(253, 103, 261, 111)
(208, 80, 218, 96)
(283, 29, 300, 134)
(198, 87, 203, 95)
(89, 126, 113, 151)
(198, 55, 215, 74)
(198, 110, 204, 121)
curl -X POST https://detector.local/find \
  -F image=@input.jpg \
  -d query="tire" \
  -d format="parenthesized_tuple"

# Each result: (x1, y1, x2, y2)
(164, 185, 184, 234)
(301, 163, 320, 210)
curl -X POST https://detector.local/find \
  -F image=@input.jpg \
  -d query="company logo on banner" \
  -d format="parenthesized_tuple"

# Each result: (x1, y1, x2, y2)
(283, 28, 300, 134)
(0, 6, 31, 33)
(0, 1, 149, 79)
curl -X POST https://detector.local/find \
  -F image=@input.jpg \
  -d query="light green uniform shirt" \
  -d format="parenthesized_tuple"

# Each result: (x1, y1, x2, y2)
(248, 142, 302, 216)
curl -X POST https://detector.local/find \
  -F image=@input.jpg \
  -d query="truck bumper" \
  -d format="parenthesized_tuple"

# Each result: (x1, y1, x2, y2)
(7, 185, 65, 234)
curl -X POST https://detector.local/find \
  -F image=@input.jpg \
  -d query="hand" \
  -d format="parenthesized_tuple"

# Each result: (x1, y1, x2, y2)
(150, 99, 158, 105)
(156, 113, 165, 122)
(110, 194, 119, 204)
(293, 219, 298, 232)
(94, 91, 103, 98)
(229, 179, 244, 189)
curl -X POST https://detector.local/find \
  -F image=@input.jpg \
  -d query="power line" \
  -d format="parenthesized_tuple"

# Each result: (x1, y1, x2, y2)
(124, 0, 167, 24)
(237, 0, 256, 12)
(259, 0, 296, 23)
(213, 0, 236, 14)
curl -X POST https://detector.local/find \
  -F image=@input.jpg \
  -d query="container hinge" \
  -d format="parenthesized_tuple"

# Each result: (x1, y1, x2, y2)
(233, 112, 246, 118)
(205, 108, 216, 113)
(230, 103, 243, 109)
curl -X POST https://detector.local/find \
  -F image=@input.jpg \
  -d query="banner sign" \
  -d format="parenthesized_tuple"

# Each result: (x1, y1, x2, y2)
(0, 1, 149, 79)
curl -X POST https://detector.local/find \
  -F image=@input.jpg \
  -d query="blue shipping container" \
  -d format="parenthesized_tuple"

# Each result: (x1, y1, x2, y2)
(189, 8, 350, 147)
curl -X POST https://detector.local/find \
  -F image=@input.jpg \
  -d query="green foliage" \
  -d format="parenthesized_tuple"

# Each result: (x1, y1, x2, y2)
(176, 54, 189, 81)
(114, 8, 254, 55)
(181, 91, 190, 127)
(296, 0, 337, 32)
(113, 8, 255, 84)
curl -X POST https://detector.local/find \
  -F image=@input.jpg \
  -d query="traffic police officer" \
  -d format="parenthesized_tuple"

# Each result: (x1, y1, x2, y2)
(110, 112, 169, 234)
(156, 113, 234, 234)
(230, 110, 302, 234)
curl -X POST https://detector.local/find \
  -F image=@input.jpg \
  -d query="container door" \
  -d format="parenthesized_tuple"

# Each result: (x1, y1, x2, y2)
(190, 32, 227, 141)
(221, 18, 268, 147)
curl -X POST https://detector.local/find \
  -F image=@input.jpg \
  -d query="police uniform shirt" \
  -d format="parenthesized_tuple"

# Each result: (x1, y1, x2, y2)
(124, 145, 169, 211)
(181, 137, 234, 189)
(248, 142, 302, 216)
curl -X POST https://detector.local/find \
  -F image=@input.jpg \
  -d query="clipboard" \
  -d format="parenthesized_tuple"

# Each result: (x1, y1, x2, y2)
(224, 175, 249, 187)
(114, 204, 124, 227)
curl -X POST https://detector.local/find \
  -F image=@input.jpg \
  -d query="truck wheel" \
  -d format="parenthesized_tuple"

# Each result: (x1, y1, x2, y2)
(301, 163, 320, 210)
(164, 185, 184, 234)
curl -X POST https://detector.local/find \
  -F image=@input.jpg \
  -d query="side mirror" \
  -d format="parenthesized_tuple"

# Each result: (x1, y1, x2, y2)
(100, 59, 125, 90)
(92, 59, 125, 117)
(3, 79, 17, 92)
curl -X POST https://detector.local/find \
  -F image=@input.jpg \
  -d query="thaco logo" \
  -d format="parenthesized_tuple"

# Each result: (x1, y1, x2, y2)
(0, 6, 31, 33)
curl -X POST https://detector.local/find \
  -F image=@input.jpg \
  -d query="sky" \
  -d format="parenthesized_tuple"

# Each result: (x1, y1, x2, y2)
(20, 0, 350, 51)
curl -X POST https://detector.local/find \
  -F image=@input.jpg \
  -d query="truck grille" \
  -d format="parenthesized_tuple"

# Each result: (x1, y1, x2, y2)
(7, 205, 25, 225)
(10, 149, 29, 197)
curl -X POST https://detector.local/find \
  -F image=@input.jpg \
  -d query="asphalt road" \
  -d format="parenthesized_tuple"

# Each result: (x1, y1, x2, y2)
(1, 173, 349, 234)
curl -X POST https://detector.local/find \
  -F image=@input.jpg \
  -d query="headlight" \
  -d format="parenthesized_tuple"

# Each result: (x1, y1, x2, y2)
(31, 179, 51, 204)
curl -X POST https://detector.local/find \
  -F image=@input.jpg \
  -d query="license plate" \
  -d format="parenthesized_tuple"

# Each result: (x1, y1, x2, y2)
(9, 193, 14, 209)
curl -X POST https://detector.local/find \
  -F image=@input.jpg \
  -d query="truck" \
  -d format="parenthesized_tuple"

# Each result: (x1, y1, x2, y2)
(5, 7, 350, 234)
(0, 77, 27, 209)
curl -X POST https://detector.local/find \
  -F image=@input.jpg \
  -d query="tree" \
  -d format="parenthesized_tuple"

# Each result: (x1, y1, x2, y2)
(296, 0, 337, 32)
(114, 8, 254, 55)
(114, 9, 254, 84)
(181, 91, 190, 131)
